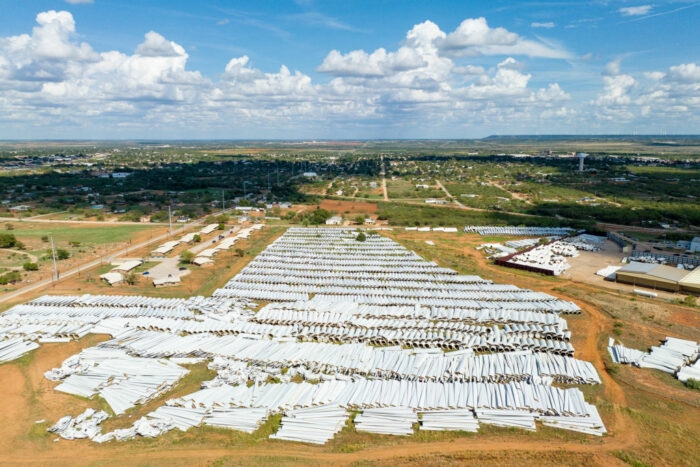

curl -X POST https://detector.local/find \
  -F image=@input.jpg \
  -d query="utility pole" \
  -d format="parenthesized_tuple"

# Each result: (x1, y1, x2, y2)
(168, 205, 172, 234)
(50, 236, 58, 281)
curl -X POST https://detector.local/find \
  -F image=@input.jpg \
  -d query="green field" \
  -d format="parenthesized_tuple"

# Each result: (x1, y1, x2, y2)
(386, 179, 444, 199)
(7, 224, 158, 244)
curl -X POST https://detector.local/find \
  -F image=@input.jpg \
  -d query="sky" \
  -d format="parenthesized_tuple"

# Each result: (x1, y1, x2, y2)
(1, 1, 699, 139)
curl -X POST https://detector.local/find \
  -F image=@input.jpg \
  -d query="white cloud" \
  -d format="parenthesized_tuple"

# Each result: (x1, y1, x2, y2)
(135, 31, 186, 57)
(604, 58, 622, 76)
(317, 47, 427, 77)
(665, 63, 700, 83)
(0, 10, 619, 137)
(619, 5, 652, 16)
(531, 22, 555, 28)
(438, 17, 570, 58)
(593, 61, 700, 128)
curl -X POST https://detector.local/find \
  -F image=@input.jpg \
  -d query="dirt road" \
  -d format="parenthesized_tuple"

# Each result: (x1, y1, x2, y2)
(380, 155, 389, 201)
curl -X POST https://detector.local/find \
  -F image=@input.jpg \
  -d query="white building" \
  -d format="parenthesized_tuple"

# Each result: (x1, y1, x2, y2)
(99, 272, 124, 286)
(326, 216, 342, 225)
(690, 237, 700, 252)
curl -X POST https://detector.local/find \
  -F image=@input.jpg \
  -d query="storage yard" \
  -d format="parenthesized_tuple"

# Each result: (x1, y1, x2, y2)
(0, 225, 698, 465)
(1, 228, 605, 441)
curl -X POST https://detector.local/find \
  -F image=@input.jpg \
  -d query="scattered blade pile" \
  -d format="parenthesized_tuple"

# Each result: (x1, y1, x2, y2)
(1, 227, 606, 444)
(420, 409, 479, 432)
(464, 226, 574, 236)
(46, 348, 189, 414)
(355, 407, 417, 435)
(271, 404, 348, 444)
(608, 336, 699, 382)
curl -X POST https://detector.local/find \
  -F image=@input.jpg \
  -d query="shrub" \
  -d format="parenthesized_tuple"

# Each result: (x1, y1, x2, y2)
(0, 270, 21, 285)
(217, 222, 225, 230)
(683, 295, 697, 307)
(41, 235, 49, 242)
(356, 232, 367, 242)
(193, 234, 201, 243)
(0, 233, 20, 248)
(56, 249, 70, 260)
(22, 262, 38, 271)
(685, 378, 700, 390)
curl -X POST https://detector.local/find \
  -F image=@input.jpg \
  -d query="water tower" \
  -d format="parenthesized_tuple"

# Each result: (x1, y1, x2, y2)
(576, 152, 588, 172)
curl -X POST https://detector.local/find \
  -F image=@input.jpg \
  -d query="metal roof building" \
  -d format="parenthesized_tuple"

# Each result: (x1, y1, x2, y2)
(615, 262, 690, 293)
(679, 267, 700, 295)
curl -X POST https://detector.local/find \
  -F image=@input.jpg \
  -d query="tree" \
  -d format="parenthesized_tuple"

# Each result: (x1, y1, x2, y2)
(354, 215, 366, 225)
(41, 235, 49, 243)
(217, 222, 226, 230)
(56, 248, 70, 260)
(22, 262, 38, 271)
(0, 233, 19, 248)
(180, 250, 195, 264)
(193, 234, 201, 243)
(356, 232, 367, 242)
(124, 272, 138, 285)
(235, 248, 244, 257)
(0, 271, 21, 285)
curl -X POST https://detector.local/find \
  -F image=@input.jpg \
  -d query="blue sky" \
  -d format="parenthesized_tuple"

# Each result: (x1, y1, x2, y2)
(1, 1, 699, 138)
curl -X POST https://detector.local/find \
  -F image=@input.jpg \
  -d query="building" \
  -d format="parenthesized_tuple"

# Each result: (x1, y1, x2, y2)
(112, 260, 142, 273)
(326, 216, 342, 225)
(302, 172, 317, 178)
(193, 257, 213, 267)
(690, 237, 700, 253)
(99, 272, 124, 286)
(615, 261, 690, 293)
(679, 267, 700, 295)
(153, 276, 181, 287)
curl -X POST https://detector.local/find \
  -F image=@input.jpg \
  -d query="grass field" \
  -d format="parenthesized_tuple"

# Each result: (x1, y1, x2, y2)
(6, 223, 158, 244)
(386, 179, 444, 199)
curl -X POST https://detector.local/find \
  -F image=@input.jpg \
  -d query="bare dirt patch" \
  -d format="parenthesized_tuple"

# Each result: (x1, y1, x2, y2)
(320, 199, 378, 215)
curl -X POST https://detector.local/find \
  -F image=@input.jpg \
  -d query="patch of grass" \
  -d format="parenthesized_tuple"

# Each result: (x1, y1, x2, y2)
(684, 378, 700, 390)
(613, 450, 652, 467)
(8, 348, 37, 368)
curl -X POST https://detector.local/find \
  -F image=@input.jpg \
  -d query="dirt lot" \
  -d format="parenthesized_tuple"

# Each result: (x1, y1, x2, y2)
(563, 239, 692, 301)
(319, 199, 378, 215)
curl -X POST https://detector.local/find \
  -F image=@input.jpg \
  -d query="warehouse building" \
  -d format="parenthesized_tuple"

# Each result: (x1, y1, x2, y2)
(615, 262, 699, 294)
(679, 267, 700, 295)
